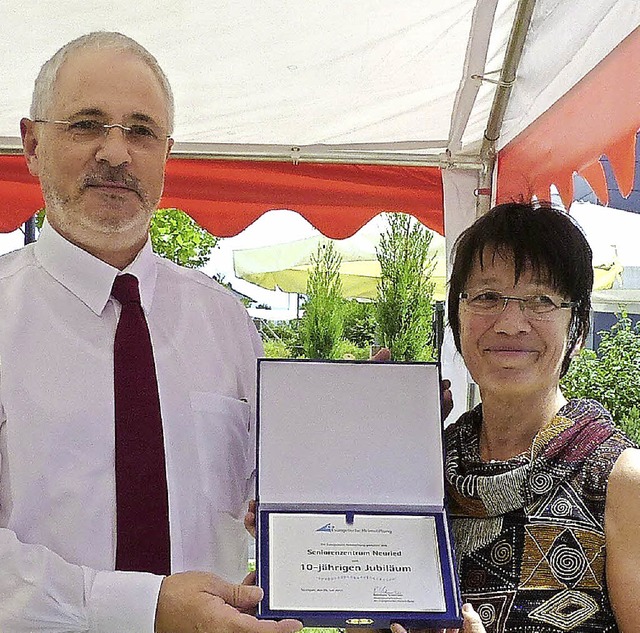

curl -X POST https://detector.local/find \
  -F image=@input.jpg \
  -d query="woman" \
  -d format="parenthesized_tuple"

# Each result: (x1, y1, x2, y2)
(396, 202, 640, 633)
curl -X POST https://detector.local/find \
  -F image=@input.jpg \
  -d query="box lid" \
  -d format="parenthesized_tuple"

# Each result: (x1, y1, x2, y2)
(257, 360, 444, 507)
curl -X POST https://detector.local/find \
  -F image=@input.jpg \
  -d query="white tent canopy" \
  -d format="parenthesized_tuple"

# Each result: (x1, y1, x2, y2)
(1, 0, 637, 162)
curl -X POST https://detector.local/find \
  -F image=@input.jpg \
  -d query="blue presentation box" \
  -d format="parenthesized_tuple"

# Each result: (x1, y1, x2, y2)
(255, 359, 462, 629)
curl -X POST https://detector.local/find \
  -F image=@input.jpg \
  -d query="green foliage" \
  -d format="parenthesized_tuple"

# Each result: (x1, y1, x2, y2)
(258, 319, 371, 361)
(36, 208, 217, 270)
(334, 339, 371, 360)
(617, 407, 640, 446)
(343, 300, 377, 348)
(561, 314, 640, 443)
(35, 209, 46, 229)
(255, 319, 303, 357)
(375, 213, 436, 361)
(300, 241, 346, 359)
(262, 340, 293, 358)
(149, 208, 218, 269)
(257, 302, 375, 359)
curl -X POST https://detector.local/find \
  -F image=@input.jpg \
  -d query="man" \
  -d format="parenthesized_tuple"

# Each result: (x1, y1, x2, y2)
(0, 32, 301, 633)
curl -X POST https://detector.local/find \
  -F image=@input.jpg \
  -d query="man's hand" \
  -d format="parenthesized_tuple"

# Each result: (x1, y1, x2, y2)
(155, 571, 302, 633)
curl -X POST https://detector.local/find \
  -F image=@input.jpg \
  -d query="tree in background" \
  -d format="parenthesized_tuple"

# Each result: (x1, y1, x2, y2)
(149, 208, 218, 269)
(561, 314, 640, 444)
(375, 213, 436, 361)
(343, 299, 377, 350)
(260, 300, 376, 360)
(300, 241, 345, 359)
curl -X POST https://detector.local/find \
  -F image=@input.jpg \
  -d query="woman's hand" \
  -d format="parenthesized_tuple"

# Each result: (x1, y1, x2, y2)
(388, 603, 486, 633)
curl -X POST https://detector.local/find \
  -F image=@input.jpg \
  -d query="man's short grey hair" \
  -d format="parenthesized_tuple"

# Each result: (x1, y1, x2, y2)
(30, 31, 175, 134)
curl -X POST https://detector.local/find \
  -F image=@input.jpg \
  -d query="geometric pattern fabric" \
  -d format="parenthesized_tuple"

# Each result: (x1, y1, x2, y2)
(445, 399, 635, 632)
(528, 590, 599, 631)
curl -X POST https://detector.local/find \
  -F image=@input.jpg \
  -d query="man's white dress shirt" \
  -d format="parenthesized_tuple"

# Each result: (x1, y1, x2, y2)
(0, 222, 263, 632)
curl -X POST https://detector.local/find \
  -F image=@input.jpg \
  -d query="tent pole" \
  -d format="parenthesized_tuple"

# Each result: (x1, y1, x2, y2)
(170, 146, 483, 169)
(434, 301, 445, 361)
(0, 142, 483, 170)
(477, 0, 537, 217)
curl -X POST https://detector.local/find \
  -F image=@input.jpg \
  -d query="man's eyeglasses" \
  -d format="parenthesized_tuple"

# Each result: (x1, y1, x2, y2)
(460, 291, 576, 320)
(33, 119, 171, 148)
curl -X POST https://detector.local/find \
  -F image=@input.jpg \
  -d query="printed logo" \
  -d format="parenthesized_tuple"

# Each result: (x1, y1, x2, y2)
(316, 523, 334, 532)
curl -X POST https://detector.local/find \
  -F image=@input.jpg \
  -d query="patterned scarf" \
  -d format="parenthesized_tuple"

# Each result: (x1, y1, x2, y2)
(443, 399, 635, 633)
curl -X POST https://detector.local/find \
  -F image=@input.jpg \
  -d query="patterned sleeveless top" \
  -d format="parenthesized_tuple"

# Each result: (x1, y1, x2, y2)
(444, 399, 635, 633)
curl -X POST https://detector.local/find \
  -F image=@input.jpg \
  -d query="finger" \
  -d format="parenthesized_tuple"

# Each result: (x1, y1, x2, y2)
(244, 501, 257, 539)
(372, 347, 391, 361)
(241, 571, 256, 586)
(207, 577, 263, 612)
(207, 600, 302, 633)
(243, 513, 256, 538)
(274, 618, 304, 632)
(239, 613, 303, 633)
(390, 626, 443, 633)
(441, 392, 454, 420)
(231, 609, 303, 633)
(462, 603, 485, 633)
(440, 378, 454, 420)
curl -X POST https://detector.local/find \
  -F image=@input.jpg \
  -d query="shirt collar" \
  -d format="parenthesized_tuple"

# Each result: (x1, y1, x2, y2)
(34, 221, 157, 316)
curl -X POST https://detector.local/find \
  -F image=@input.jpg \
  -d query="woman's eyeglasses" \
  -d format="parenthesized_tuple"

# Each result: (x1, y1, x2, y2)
(460, 291, 576, 320)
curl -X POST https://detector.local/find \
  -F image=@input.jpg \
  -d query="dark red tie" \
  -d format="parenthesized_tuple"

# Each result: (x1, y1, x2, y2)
(112, 273, 170, 575)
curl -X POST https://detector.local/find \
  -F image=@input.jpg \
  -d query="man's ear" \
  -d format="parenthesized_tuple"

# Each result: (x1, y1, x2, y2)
(20, 118, 40, 176)
(165, 137, 174, 160)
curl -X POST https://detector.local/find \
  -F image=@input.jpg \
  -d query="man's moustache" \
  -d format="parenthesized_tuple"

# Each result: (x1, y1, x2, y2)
(83, 171, 142, 196)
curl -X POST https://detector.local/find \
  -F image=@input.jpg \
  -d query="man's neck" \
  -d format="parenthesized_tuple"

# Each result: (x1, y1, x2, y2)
(48, 220, 147, 270)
